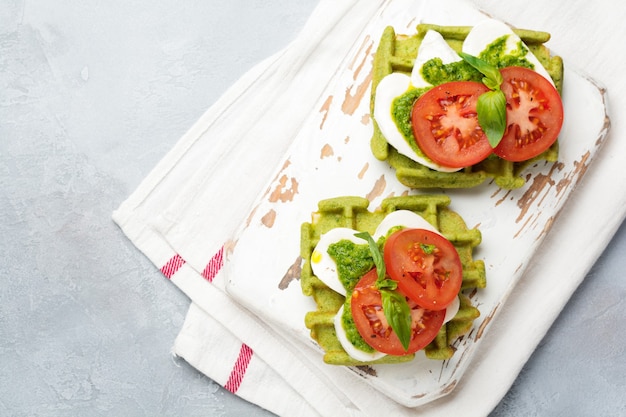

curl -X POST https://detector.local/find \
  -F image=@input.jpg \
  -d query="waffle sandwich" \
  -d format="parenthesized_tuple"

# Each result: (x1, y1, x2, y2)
(300, 195, 485, 365)
(370, 23, 564, 189)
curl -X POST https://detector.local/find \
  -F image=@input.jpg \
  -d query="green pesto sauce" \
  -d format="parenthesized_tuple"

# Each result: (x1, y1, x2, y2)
(478, 36, 535, 70)
(327, 239, 375, 292)
(420, 35, 535, 86)
(391, 88, 430, 158)
(392, 88, 426, 140)
(341, 296, 375, 353)
(420, 58, 481, 86)
(384, 225, 404, 238)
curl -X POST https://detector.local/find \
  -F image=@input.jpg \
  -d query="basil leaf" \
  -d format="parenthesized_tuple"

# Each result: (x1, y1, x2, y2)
(354, 231, 385, 282)
(458, 51, 507, 148)
(381, 289, 412, 351)
(477, 89, 507, 147)
(458, 52, 502, 89)
(377, 278, 398, 291)
(355, 231, 412, 351)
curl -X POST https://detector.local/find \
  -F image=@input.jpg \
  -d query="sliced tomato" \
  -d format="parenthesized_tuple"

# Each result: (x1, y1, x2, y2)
(351, 269, 445, 355)
(384, 228, 462, 311)
(494, 66, 564, 162)
(411, 81, 493, 168)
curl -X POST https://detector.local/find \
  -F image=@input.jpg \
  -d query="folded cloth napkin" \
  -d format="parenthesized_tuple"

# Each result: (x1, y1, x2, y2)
(113, 0, 623, 416)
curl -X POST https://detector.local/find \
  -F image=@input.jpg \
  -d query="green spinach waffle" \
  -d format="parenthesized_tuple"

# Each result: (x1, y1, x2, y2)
(300, 195, 486, 366)
(370, 24, 564, 189)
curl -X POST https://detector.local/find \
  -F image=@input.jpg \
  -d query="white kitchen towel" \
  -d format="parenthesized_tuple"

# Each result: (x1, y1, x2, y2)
(113, 0, 623, 416)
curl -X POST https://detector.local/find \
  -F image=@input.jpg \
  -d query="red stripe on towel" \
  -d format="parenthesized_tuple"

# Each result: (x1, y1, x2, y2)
(161, 254, 185, 279)
(201, 245, 224, 283)
(224, 343, 253, 393)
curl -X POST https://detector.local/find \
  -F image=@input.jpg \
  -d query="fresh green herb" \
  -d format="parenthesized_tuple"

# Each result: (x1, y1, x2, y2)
(381, 289, 413, 351)
(354, 231, 385, 282)
(477, 90, 507, 147)
(460, 52, 503, 89)
(376, 278, 398, 291)
(459, 51, 507, 148)
(355, 231, 412, 351)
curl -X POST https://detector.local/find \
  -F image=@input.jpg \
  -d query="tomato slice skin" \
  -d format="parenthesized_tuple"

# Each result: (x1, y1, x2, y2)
(384, 228, 462, 311)
(411, 81, 493, 168)
(494, 66, 564, 162)
(350, 269, 445, 356)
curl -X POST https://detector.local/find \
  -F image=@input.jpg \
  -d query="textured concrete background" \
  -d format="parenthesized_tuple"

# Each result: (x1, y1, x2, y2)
(1, 1, 625, 416)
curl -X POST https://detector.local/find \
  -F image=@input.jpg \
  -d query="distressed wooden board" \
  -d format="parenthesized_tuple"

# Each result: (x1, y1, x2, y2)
(223, 0, 609, 408)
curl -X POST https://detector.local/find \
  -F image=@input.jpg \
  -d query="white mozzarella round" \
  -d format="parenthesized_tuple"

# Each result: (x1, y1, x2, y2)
(462, 18, 555, 86)
(310, 227, 363, 296)
(443, 295, 460, 323)
(411, 30, 462, 88)
(334, 305, 387, 362)
(373, 210, 439, 239)
(374, 73, 460, 172)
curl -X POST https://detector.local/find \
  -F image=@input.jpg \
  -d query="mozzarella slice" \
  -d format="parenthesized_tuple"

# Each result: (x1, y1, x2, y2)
(374, 73, 460, 172)
(443, 295, 460, 323)
(374, 210, 439, 238)
(334, 305, 387, 362)
(462, 18, 555, 86)
(411, 30, 462, 88)
(310, 227, 364, 296)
